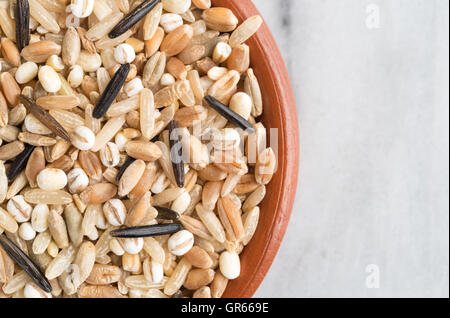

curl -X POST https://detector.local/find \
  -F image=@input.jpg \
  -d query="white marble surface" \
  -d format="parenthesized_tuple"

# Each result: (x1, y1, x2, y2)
(252, 0, 449, 298)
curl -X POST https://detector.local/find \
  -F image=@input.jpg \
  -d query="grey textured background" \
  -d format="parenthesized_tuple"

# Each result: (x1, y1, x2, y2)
(252, 0, 449, 298)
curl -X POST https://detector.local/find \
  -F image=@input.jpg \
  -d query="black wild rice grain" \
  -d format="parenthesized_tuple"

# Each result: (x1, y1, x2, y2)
(204, 95, 256, 134)
(110, 223, 183, 238)
(108, 0, 161, 39)
(116, 156, 136, 182)
(15, 0, 30, 52)
(155, 206, 180, 220)
(0, 234, 52, 293)
(169, 120, 185, 188)
(19, 95, 71, 142)
(6, 144, 35, 182)
(93, 63, 130, 119)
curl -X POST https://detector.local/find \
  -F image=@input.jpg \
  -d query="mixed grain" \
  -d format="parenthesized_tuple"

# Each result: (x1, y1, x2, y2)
(0, 0, 275, 298)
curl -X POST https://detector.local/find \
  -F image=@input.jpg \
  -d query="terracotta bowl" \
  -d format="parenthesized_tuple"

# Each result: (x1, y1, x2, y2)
(211, 0, 300, 298)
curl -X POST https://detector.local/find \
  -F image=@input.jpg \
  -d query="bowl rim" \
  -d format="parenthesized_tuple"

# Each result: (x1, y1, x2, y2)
(212, 0, 300, 298)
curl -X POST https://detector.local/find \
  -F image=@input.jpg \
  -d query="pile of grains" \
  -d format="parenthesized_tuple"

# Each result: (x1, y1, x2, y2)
(0, 0, 276, 298)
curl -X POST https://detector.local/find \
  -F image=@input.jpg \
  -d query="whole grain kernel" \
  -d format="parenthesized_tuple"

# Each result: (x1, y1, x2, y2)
(32, 231, 51, 255)
(255, 148, 277, 185)
(29, 0, 60, 33)
(86, 264, 122, 285)
(103, 199, 127, 226)
(125, 38, 145, 53)
(118, 159, 146, 197)
(212, 42, 232, 64)
(171, 190, 191, 214)
(93, 0, 113, 20)
(67, 65, 84, 88)
(46, 55, 65, 72)
(62, 27, 81, 66)
(125, 140, 162, 161)
(71, 0, 95, 19)
(0, 206, 19, 233)
(196, 57, 216, 75)
(7, 195, 32, 223)
(208, 66, 228, 81)
(143, 2, 163, 41)
(100, 142, 121, 168)
(23, 282, 52, 298)
(144, 27, 164, 57)
(211, 128, 241, 151)
(67, 168, 89, 194)
(70, 126, 96, 151)
(19, 222, 36, 241)
(24, 147, 45, 188)
(185, 246, 214, 269)
(192, 0, 211, 10)
(229, 92, 252, 121)
(36, 96, 80, 111)
(31, 204, 49, 233)
(77, 51, 102, 72)
(80, 183, 117, 204)
(17, 132, 56, 147)
(45, 245, 75, 279)
(193, 286, 211, 298)
(161, 73, 176, 86)
(128, 163, 157, 200)
(124, 77, 144, 97)
(122, 237, 144, 255)
(160, 25, 194, 57)
(78, 150, 103, 182)
(178, 44, 206, 65)
(168, 230, 194, 256)
(167, 57, 187, 80)
(162, 0, 191, 14)
(0, 72, 21, 106)
(164, 257, 191, 296)
(109, 238, 125, 256)
(38, 65, 61, 93)
(219, 251, 240, 280)
(202, 7, 238, 32)
(142, 257, 164, 283)
(160, 13, 183, 33)
(7, 104, 26, 127)
(183, 268, 215, 290)
(36, 168, 67, 191)
(227, 44, 250, 74)
(211, 271, 228, 298)
(229, 15, 263, 47)
(114, 44, 136, 64)
(21, 41, 62, 63)
(15, 62, 39, 84)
